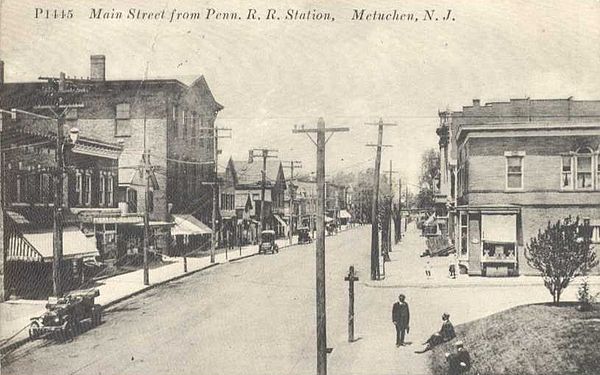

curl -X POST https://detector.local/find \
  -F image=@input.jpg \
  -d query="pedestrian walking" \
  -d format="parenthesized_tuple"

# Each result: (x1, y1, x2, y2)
(448, 254, 457, 279)
(425, 260, 432, 278)
(392, 293, 410, 347)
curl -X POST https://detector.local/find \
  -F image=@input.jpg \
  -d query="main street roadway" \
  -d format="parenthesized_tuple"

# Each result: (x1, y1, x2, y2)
(3, 225, 568, 375)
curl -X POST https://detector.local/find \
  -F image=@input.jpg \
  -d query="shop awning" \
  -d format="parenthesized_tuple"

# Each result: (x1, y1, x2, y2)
(22, 228, 99, 262)
(325, 216, 334, 223)
(273, 214, 288, 227)
(6, 210, 30, 224)
(481, 214, 517, 243)
(93, 216, 143, 225)
(339, 210, 352, 219)
(171, 215, 212, 236)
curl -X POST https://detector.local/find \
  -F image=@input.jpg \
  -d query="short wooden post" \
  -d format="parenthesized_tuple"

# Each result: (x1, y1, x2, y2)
(345, 265, 359, 342)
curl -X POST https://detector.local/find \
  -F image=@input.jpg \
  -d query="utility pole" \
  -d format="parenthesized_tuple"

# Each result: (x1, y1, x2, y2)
(366, 118, 396, 281)
(142, 109, 151, 285)
(398, 177, 402, 241)
(293, 118, 349, 375)
(199, 127, 232, 263)
(405, 185, 409, 232)
(386, 160, 397, 253)
(33, 75, 83, 296)
(283, 160, 302, 245)
(249, 148, 278, 236)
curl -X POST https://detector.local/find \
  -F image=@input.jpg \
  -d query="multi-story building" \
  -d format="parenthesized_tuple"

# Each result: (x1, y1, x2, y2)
(1, 56, 222, 296)
(436, 98, 600, 276)
(221, 157, 287, 245)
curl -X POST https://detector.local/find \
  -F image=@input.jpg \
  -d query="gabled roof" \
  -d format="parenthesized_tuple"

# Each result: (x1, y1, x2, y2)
(229, 159, 283, 187)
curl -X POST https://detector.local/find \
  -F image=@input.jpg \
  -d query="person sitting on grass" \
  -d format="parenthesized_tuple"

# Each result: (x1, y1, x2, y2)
(445, 341, 471, 375)
(414, 313, 456, 353)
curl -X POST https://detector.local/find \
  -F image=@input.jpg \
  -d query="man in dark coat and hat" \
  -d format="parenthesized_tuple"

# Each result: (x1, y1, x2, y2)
(392, 294, 410, 347)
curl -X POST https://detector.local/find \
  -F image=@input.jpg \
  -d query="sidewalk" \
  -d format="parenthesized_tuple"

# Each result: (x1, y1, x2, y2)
(365, 223, 600, 289)
(0, 237, 294, 353)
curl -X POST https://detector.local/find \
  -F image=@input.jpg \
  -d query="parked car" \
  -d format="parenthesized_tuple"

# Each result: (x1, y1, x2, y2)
(29, 288, 102, 341)
(258, 230, 279, 254)
(297, 227, 313, 244)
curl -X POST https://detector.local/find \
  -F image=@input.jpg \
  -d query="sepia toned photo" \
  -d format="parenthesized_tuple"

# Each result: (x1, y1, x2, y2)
(1, 1, 599, 374)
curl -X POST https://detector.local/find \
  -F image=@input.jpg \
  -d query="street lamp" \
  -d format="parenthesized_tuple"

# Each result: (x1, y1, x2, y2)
(68, 127, 80, 144)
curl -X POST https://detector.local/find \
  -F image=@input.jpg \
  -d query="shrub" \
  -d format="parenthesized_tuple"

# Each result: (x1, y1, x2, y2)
(525, 216, 598, 305)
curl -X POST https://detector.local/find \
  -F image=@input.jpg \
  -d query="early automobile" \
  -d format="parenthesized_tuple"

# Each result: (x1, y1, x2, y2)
(29, 288, 102, 341)
(297, 227, 312, 244)
(258, 230, 279, 254)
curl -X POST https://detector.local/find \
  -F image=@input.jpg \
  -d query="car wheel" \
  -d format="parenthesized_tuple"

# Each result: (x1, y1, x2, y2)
(28, 321, 41, 340)
(60, 321, 74, 342)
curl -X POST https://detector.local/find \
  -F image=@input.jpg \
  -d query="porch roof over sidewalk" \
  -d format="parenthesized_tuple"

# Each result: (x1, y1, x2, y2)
(339, 210, 352, 219)
(18, 227, 99, 262)
(171, 214, 212, 236)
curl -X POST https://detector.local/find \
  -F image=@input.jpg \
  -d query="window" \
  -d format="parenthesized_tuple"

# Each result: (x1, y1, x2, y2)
(127, 189, 138, 212)
(115, 103, 131, 136)
(76, 171, 83, 205)
(40, 173, 52, 203)
(182, 110, 187, 138)
(576, 148, 592, 189)
(561, 155, 572, 189)
(199, 117, 205, 147)
(591, 223, 600, 244)
(459, 213, 468, 256)
(173, 105, 179, 137)
(15, 175, 23, 203)
(597, 156, 600, 188)
(107, 175, 114, 206)
(506, 155, 523, 189)
(84, 173, 92, 206)
(99, 174, 106, 206)
(191, 112, 197, 142)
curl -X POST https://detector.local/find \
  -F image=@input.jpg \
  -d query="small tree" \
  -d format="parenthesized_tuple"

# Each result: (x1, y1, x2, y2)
(525, 216, 597, 305)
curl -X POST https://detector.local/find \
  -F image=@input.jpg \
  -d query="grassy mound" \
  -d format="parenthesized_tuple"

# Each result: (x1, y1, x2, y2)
(429, 303, 600, 375)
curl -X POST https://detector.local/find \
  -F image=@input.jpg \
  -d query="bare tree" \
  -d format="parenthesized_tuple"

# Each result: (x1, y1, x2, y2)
(525, 216, 597, 305)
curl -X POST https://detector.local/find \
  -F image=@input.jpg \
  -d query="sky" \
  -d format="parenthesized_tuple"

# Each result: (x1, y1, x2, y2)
(1, 0, 599, 190)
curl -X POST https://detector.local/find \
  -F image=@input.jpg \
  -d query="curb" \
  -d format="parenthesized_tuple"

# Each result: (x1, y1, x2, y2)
(1, 239, 307, 356)
(0, 337, 31, 357)
(103, 262, 221, 310)
(363, 279, 600, 289)
(228, 252, 259, 262)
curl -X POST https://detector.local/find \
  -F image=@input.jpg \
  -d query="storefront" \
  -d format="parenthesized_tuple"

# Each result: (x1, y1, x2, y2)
(455, 205, 520, 277)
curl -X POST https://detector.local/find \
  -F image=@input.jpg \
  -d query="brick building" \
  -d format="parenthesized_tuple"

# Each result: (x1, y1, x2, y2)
(436, 98, 600, 276)
(1, 55, 222, 270)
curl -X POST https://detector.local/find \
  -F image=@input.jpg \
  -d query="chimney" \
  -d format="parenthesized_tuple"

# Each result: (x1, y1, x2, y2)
(472, 99, 480, 107)
(90, 55, 106, 81)
(0, 60, 4, 85)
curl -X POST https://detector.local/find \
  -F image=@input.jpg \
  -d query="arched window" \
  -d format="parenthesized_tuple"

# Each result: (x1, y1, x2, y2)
(575, 148, 593, 189)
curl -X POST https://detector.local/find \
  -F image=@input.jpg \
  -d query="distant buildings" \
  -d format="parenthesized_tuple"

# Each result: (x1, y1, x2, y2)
(221, 157, 287, 245)
(436, 98, 600, 276)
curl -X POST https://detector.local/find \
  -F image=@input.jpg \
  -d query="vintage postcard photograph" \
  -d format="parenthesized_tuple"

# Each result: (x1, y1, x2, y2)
(1, 0, 599, 374)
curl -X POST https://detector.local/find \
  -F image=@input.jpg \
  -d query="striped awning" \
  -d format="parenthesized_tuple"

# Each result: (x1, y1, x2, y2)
(19, 227, 99, 262)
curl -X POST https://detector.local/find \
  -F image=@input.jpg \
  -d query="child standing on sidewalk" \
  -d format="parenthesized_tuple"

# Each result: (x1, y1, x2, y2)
(425, 260, 432, 279)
